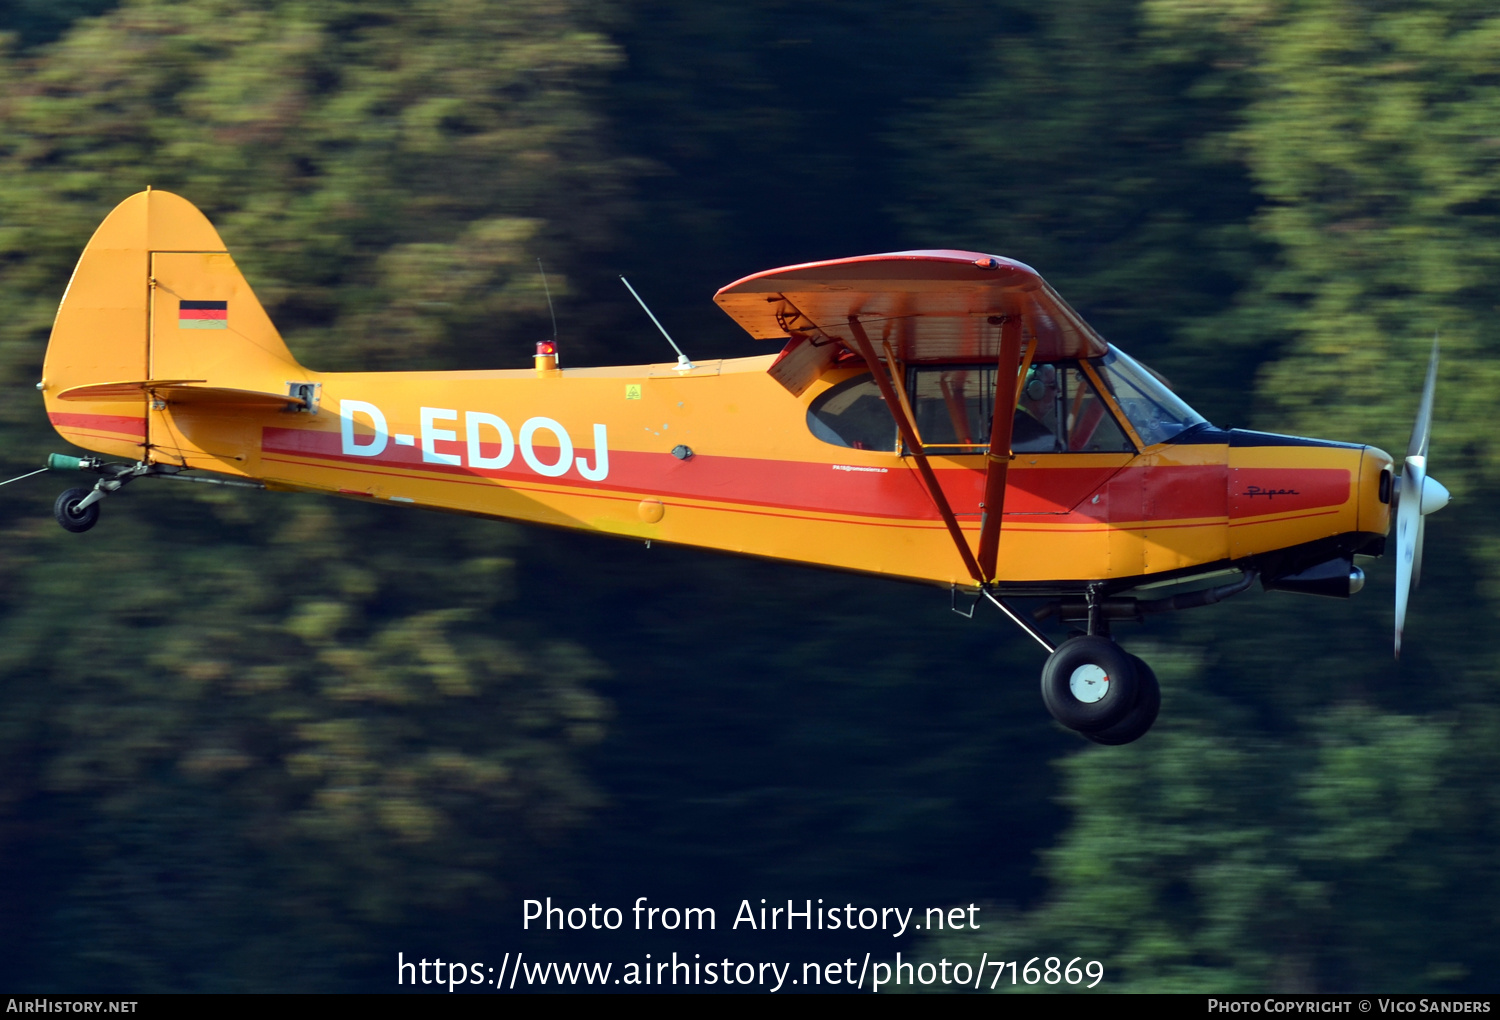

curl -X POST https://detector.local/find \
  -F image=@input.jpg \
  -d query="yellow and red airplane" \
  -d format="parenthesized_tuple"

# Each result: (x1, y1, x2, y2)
(36, 190, 1449, 744)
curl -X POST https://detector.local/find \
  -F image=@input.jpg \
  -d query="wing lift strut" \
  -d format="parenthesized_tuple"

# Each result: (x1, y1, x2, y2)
(840, 314, 1057, 653)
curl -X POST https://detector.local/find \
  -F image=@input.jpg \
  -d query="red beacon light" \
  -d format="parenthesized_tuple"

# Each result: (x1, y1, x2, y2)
(534, 339, 559, 374)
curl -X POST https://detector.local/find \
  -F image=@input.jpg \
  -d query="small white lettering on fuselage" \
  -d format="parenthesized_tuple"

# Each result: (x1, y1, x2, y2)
(339, 400, 609, 481)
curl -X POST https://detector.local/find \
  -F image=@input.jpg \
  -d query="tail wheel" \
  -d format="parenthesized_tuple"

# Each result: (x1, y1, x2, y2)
(1085, 655, 1161, 746)
(1039, 635, 1139, 733)
(54, 487, 100, 533)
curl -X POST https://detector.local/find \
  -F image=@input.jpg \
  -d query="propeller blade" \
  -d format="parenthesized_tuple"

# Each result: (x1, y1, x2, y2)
(1394, 458, 1424, 658)
(1407, 338, 1438, 461)
(1395, 339, 1442, 658)
(1411, 514, 1425, 593)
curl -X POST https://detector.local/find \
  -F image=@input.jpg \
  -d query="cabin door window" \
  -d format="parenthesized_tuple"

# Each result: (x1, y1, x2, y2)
(908, 364, 1133, 455)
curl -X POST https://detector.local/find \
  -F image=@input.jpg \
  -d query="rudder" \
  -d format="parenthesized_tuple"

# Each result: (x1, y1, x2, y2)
(41, 190, 307, 463)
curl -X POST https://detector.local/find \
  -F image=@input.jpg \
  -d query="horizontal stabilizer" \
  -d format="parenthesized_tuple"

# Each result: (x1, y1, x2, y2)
(57, 380, 307, 409)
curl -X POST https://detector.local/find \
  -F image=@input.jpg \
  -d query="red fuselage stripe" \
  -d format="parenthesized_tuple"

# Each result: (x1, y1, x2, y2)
(48, 412, 147, 438)
(260, 428, 1352, 528)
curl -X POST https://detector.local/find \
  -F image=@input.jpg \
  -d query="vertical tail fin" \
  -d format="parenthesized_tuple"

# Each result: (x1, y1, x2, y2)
(41, 190, 307, 462)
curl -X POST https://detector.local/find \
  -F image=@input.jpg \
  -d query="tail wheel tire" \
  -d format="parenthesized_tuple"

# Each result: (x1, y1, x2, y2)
(1085, 655, 1161, 746)
(1040, 635, 1139, 733)
(54, 487, 100, 533)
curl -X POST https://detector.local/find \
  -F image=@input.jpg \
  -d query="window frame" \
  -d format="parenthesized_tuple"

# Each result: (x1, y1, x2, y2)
(901, 360, 1140, 457)
(802, 358, 1149, 458)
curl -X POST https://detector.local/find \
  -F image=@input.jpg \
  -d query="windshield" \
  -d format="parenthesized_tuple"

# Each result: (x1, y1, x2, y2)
(1092, 348, 1206, 446)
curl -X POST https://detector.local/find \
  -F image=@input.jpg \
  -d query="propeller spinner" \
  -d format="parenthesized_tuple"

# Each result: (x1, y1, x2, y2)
(1394, 340, 1450, 657)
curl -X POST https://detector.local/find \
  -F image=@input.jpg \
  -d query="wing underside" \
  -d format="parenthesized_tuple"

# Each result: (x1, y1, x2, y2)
(713, 249, 1108, 365)
(714, 251, 1083, 585)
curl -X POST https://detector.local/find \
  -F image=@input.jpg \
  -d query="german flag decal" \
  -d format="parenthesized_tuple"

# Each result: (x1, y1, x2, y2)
(179, 300, 227, 330)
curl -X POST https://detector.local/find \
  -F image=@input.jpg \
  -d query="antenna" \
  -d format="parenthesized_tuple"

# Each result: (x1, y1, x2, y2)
(537, 258, 558, 341)
(620, 276, 694, 371)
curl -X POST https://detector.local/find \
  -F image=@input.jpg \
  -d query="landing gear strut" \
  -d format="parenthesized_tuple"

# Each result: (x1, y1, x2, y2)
(47, 456, 150, 534)
(45, 453, 266, 534)
(979, 582, 1174, 746)
(1036, 587, 1158, 744)
(975, 573, 1257, 745)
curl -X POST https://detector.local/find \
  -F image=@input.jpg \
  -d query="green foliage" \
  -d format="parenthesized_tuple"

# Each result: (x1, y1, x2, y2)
(901, 0, 1500, 994)
(1144, 1, 1500, 466)
(0, 489, 608, 988)
(0, 0, 119, 50)
(0, 0, 622, 990)
(596, 0, 1016, 355)
(893, 0, 1265, 422)
(927, 654, 1499, 991)
(0, 0, 627, 384)
(4, 0, 1500, 995)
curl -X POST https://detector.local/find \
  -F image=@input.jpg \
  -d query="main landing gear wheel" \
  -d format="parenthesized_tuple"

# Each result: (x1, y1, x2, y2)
(1084, 655, 1161, 746)
(1039, 635, 1139, 733)
(54, 487, 100, 533)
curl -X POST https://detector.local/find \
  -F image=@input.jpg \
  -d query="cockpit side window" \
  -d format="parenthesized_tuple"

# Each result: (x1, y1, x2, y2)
(907, 366, 996, 449)
(805, 363, 1137, 455)
(806, 373, 898, 451)
(1014, 363, 1134, 454)
(907, 363, 1133, 455)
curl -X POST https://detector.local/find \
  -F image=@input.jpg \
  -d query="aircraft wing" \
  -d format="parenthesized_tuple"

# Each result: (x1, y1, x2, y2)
(715, 252, 1058, 585)
(713, 250, 1108, 363)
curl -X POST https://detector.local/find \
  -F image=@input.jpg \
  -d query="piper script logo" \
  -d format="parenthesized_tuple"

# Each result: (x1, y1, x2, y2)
(339, 400, 609, 481)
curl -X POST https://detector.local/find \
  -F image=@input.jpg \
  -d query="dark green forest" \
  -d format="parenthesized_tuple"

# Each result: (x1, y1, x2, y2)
(1, 0, 1497, 993)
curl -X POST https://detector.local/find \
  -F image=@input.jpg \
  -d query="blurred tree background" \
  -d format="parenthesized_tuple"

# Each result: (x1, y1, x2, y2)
(0, 0, 1495, 993)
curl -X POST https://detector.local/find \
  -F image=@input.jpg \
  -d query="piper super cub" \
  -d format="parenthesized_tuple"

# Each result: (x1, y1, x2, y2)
(36, 190, 1449, 745)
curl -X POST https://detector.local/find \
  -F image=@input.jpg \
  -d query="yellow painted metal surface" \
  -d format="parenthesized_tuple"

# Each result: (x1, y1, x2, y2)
(42, 191, 1393, 593)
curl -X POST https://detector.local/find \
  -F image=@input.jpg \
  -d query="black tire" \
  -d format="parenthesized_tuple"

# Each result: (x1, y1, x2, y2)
(54, 487, 100, 533)
(1040, 635, 1139, 732)
(1085, 655, 1162, 746)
